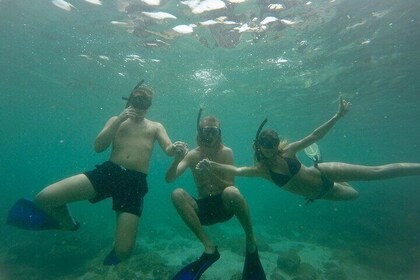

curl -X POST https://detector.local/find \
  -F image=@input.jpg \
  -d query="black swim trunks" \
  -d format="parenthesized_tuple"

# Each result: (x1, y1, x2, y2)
(195, 194, 234, 226)
(84, 161, 148, 217)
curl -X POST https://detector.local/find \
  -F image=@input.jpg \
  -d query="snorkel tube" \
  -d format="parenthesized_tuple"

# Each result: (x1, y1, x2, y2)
(122, 79, 145, 102)
(197, 107, 203, 133)
(197, 107, 211, 144)
(254, 118, 268, 144)
(254, 118, 268, 161)
(133, 79, 145, 91)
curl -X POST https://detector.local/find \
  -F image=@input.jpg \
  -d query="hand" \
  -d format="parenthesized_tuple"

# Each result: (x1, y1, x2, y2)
(196, 158, 211, 173)
(119, 106, 138, 121)
(172, 141, 188, 159)
(337, 96, 351, 117)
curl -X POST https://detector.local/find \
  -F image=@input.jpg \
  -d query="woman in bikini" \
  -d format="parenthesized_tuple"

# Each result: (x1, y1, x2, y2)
(197, 97, 420, 203)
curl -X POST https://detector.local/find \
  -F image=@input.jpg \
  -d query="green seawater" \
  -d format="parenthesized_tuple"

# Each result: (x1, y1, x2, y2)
(1, 0, 419, 279)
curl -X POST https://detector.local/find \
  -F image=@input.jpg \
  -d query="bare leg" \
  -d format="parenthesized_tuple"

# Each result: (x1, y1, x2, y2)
(323, 182, 359, 201)
(317, 162, 420, 182)
(221, 186, 257, 253)
(171, 188, 216, 254)
(113, 211, 140, 261)
(34, 174, 96, 230)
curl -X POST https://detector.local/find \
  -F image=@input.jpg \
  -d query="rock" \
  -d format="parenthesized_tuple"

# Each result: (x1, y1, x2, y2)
(152, 267, 173, 279)
(293, 262, 319, 280)
(230, 271, 242, 279)
(270, 267, 286, 280)
(277, 250, 301, 273)
(324, 267, 348, 280)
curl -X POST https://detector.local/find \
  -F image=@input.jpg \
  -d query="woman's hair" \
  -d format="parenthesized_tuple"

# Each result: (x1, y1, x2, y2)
(253, 129, 288, 162)
(196, 116, 223, 149)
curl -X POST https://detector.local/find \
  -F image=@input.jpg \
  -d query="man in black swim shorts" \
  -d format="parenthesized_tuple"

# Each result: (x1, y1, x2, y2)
(84, 161, 149, 217)
(166, 113, 263, 278)
(32, 85, 187, 265)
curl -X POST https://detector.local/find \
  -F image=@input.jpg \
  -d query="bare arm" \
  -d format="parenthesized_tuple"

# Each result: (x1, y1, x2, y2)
(285, 96, 350, 154)
(94, 107, 146, 153)
(197, 159, 262, 178)
(94, 116, 126, 153)
(165, 145, 192, 183)
(155, 122, 188, 157)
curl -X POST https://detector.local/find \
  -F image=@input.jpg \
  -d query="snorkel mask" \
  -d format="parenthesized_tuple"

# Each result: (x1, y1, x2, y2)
(122, 79, 152, 110)
(196, 108, 221, 145)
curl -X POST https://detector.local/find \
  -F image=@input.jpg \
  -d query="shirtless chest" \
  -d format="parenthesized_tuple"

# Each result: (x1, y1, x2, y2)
(189, 147, 227, 167)
(189, 147, 232, 196)
(111, 119, 157, 172)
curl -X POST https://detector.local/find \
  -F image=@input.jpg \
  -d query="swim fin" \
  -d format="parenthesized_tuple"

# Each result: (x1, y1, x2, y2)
(304, 143, 321, 163)
(242, 249, 266, 280)
(172, 248, 220, 280)
(103, 248, 121, 266)
(6, 198, 60, 231)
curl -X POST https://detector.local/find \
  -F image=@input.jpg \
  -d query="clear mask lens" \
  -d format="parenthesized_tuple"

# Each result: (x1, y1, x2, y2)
(201, 127, 220, 138)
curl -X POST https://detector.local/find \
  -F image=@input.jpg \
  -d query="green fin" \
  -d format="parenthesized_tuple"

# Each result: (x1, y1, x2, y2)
(304, 143, 321, 162)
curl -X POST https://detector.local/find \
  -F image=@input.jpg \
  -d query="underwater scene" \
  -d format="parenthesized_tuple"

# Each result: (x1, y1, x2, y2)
(1, 0, 419, 279)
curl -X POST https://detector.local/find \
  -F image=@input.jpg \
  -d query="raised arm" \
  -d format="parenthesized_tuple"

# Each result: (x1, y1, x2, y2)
(285, 96, 350, 154)
(94, 108, 135, 152)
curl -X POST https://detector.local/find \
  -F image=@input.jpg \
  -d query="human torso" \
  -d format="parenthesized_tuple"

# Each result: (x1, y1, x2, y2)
(268, 155, 302, 187)
(261, 152, 301, 187)
(109, 118, 157, 173)
(282, 165, 329, 198)
(263, 154, 328, 198)
(188, 145, 233, 198)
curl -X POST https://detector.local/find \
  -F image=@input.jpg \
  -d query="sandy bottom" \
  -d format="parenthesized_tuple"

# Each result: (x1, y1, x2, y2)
(1, 223, 417, 280)
(73, 224, 415, 280)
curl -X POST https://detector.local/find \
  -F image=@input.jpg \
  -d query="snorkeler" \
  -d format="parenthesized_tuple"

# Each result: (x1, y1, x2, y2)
(166, 109, 266, 280)
(7, 81, 188, 265)
(197, 96, 420, 203)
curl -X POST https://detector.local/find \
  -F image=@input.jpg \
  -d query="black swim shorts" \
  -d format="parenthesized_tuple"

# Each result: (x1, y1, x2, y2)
(195, 194, 234, 226)
(84, 161, 148, 217)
